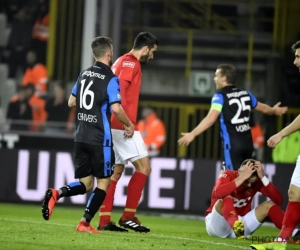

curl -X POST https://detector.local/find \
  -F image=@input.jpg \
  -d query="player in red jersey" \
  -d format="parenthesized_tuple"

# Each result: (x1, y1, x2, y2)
(205, 159, 300, 240)
(250, 41, 300, 250)
(97, 32, 158, 233)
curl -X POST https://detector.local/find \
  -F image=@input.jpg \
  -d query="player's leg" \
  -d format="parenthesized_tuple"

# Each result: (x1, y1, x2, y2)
(98, 129, 128, 231)
(117, 131, 151, 232)
(118, 155, 151, 232)
(218, 196, 245, 239)
(249, 200, 299, 250)
(278, 157, 300, 240)
(222, 144, 244, 171)
(41, 142, 91, 220)
(230, 146, 249, 170)
(205, 199, 239, 238)
(76, 177, 110, 234)
(76, 144, 113, 233)
(98, 163, 128, 232)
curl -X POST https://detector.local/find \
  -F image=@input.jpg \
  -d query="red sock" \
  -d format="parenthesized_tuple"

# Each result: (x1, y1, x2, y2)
(268, 205, 285, 229)
(279, 201, 300, 240)
(98, 180, 117, 227)
(121, 172, 148, 220)
(222, 197, 238, 228)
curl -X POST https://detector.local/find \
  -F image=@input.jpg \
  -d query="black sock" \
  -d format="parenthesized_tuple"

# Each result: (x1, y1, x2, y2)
(82, 188, 106, 223)
(59, 181, 86, 198)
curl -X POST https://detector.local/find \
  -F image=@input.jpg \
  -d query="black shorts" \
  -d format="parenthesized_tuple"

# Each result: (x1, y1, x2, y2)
(222, 146, 254, 171)
(74, 142, 115, 179)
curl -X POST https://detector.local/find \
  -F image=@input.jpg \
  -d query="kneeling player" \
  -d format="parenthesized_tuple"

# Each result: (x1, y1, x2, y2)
(205, 159, 300, 240)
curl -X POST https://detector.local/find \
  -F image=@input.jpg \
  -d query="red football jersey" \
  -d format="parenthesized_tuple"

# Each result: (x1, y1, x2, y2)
(205, 170, 264, 217)
(111, 53, 142, 130)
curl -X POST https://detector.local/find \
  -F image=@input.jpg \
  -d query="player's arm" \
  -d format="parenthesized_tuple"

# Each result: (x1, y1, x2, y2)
(68, 95, 76, 107)
(108, 77, 134, 136)
(259, 181, 283, 205)
(276, 115, 300, 138)
(68, 73, 81, 107)
(248, 91, 288, 115)
(215, 162, 256, 198)
(118, 62, 136, 109)
(254, 161, 283, 205)
(119, 79, 130, 108)
(215, 173, 248, 199)
(178, 93, 222, 146)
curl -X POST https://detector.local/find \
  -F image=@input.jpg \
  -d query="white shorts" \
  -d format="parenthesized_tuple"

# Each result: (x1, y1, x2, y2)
(291, 155, 300, 188)
(205, 200, 262, 238)
(112, 129, 148, 165)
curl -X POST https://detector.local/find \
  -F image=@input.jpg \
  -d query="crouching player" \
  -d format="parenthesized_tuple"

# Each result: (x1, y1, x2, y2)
(204, 159, 300, 240)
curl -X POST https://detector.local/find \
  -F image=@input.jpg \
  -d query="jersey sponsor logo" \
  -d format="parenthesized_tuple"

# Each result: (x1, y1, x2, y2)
(220, 173, 227, 178)
(233, 197, 251, 208)
(77, 113, 97, 123)
(82, 70, 106, 79)
(122, 61, 135, 68)
(226, 91, 248, 99)
(236, 124, 251, 132)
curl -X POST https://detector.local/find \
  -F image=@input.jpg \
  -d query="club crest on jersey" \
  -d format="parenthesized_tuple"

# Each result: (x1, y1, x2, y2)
(122, 61, 135, 68)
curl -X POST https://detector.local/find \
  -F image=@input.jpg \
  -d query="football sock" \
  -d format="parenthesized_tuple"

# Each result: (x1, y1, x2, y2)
(58, 181, 86, 198)
(82, 188, 106, 223)
(99, 180, 117, 227)
(121, 172, 148, 220)
(268, 204, 285, 229)
(222, 196, 238, 228)
(279, 201, 300, 240)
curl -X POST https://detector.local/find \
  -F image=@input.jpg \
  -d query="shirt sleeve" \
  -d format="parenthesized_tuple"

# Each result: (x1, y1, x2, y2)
(247, 91, 258, 108)
(71, 72, 82, 96)
(118, 61, 137, 82)
(210, 93, 224, 112)
(107, 76, 122, 105)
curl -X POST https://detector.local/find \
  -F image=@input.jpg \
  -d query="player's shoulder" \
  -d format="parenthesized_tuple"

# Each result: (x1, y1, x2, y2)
(219, 170, 235, 179)
(212, 91, 223, 99)
(117, 53, 140, 69)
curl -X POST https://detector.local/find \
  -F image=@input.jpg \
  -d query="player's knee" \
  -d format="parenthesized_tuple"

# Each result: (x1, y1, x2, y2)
(138, 164, 151, 175)
(82, 181, 94, 192)
(132, 157, 151, 176)
(261, 200, 275, 215)
(288, 186, 300, 201)
(96, 178, 110, 191)
(111, 164, 124, 182)
(111, 171, 123, 182)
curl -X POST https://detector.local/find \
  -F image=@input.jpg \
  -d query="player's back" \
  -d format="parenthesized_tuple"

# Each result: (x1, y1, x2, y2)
(111, 53, 141, 130)
(74, 62, 116, 146)
(217, 85, 257, 148)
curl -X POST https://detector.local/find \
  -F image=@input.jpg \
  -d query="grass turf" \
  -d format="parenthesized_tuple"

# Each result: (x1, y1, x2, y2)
(0, 203, 298, 250)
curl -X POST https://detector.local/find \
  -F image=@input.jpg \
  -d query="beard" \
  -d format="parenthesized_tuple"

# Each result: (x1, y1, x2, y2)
(140, 52, 150, 64)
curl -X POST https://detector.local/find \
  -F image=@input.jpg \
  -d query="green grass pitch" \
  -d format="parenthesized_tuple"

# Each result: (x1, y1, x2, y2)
(0, 203, 298, 250)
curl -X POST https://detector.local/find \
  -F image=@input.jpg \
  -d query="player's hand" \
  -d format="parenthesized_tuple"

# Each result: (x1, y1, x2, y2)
(267, 133, 283, 148)
(240, 162, 256, 180)
(124, 123, 134, 138)
(254, 161, 264, 179)
(272, 102, 288, 116)
(178, 132, 195, 146)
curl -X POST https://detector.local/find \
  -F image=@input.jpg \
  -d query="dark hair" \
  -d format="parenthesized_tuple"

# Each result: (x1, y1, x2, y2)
(217, 64, 236, 84)
(91, 36, 113, 58)
(133, 32, 158, 50)
(292, 41, 300, 52)
(240, 159, 257, 177)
